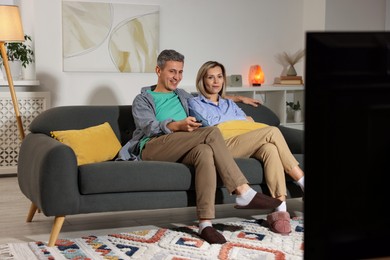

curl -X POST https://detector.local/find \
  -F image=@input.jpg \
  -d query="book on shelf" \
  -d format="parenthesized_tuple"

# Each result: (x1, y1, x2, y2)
(280, 79, 303, 84)
(274, 76, 303, 85)
(280, 75, 303, 81)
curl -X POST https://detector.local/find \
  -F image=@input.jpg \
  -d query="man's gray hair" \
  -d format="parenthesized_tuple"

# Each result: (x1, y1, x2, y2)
(157, 49, 185, 69)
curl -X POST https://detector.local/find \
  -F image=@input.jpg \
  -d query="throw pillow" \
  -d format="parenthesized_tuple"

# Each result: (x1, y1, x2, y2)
(50, 122, 121, 166)
(216, 120, 269, 140)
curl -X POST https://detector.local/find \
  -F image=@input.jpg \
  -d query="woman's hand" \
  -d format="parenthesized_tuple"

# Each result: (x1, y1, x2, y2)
(239, 96, 261, 107)
(168, 117, 202, 132)
(246, 116, 254, 122)
(226, 95, 261, 107)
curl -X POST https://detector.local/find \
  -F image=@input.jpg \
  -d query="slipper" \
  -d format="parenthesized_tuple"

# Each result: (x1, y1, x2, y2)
(235, 193, 282, 210)
(267, 211, 291, 235)
(199, 226, 227, 244)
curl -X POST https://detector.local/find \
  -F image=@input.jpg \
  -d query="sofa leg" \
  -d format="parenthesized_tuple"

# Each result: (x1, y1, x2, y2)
(26, 203, 38, 222)
(48, 216, 65, 247)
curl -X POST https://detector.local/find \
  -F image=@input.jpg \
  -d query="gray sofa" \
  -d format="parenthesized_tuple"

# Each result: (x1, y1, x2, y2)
(17, 103, 304, 246)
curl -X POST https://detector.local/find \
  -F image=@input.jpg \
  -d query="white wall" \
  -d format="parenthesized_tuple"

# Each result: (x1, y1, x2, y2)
(387, 0, 390, 30)
(303, 0, 326, 31)
(325, 0, 387, 30)
(16, 0, 305, 106)
(9, 0, 389, 106)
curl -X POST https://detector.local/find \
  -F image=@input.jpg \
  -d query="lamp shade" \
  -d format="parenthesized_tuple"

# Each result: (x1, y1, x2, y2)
(0, 5, 24, 42)
(249, 65, 265, 86)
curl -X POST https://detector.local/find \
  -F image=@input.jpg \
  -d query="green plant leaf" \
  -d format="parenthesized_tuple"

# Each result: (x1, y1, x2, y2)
(0, 34, 34, 68)
(286, 101, 301, 111)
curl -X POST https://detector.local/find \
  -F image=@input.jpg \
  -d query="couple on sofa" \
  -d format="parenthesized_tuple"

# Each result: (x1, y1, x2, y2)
(118, 49, 305, 244)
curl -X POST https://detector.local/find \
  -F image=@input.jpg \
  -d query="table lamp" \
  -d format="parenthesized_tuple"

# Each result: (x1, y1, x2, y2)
(249, 64, 264, 86)
(0, 5, 26, 140)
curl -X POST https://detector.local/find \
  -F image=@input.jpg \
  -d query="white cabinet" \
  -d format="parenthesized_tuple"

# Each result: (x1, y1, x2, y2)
(0, 81, 50, 175)
(0, 80, 40, 86)
(183, 84, 304, 129)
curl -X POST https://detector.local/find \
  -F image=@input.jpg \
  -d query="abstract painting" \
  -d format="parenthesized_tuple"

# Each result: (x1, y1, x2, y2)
(62, 1, 159, 73)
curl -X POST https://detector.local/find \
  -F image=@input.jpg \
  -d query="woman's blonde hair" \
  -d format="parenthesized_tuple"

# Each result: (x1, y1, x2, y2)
(196, 61, 227, 99)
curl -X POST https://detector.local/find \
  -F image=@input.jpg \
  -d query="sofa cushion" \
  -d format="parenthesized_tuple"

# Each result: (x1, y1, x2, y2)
(51, 122, 121, 166)
(78, 158, 265, 195)
(78, 161, 193, 194)
(217, 120, 269, 139)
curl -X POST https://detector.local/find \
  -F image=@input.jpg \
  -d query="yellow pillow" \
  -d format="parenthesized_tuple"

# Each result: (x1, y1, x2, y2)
(50, 122, 121, 166)
(216, 120, 269, 140)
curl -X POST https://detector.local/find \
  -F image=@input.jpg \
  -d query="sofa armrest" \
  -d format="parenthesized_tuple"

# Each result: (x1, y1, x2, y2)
(17, 133, 80, 216)
(278, 125, 304, 154)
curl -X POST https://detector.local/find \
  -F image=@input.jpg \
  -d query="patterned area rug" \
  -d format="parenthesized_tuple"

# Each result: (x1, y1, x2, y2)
(0, 217, 303, 260)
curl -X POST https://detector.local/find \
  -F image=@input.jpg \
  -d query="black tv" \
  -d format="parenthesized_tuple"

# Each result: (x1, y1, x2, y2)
(304, 32, 390, 259)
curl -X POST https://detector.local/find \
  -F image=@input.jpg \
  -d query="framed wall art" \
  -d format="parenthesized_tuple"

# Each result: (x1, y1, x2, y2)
(62, 1, 159, 73)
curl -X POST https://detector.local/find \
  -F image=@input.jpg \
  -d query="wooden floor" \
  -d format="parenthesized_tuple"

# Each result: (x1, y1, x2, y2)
(0, 176, 303, 245)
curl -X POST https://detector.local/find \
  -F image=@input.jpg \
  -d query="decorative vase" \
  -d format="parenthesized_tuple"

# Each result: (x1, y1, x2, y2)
(287, 65, 297, 76)
(294, 110, 302, 123)
(22, 62, 36, 80)
(1, 60, 22, 80)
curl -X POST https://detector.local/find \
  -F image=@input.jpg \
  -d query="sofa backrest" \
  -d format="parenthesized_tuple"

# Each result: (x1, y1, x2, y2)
(29, 106, 136, 145)
(29, 103, 280, 145)
(236, 103, 280, 126)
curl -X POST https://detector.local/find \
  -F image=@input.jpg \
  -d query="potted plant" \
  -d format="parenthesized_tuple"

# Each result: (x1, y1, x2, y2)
(286, 101, 302, 123)
(0, 34, 34, 80)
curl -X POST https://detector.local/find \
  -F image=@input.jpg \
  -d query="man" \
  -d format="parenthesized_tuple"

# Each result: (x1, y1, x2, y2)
(118, 49, 281, 244)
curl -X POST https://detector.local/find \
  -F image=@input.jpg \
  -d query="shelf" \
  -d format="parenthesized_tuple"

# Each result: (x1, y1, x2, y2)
(284, 123, 304, 130)
(184, 84, 304, 126)
(0, 79, 40, 86)
(227, 85, 304, 91)
(184, 84, 304, 93)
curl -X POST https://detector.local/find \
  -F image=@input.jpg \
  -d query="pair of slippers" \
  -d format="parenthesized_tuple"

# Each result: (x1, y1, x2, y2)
(266, 211, 291, 235)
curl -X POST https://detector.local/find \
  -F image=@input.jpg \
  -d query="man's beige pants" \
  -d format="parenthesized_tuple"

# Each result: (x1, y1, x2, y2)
(142, 127, 248, 219)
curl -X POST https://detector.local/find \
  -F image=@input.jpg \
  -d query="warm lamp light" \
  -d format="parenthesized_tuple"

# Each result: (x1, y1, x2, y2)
(249, 65, 265, 86)
(0, 5, 26, 140)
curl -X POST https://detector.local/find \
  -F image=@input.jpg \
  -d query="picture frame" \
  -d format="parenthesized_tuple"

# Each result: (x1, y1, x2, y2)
(62, 1, 159, 73)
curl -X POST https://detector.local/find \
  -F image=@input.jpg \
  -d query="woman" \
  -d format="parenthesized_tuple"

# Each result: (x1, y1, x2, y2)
(188, 61, 305, 235)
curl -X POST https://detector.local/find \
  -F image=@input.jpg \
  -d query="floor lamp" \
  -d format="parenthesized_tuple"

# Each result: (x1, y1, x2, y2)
(0, 5, 26, 140)
(0, 4, 40, 230)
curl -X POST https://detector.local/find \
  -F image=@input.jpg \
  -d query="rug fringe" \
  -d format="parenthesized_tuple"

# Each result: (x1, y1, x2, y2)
(0, 244, 16, 260)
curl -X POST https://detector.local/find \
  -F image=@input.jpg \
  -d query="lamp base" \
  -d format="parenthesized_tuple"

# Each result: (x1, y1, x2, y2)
(252, 83, 261, 86)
